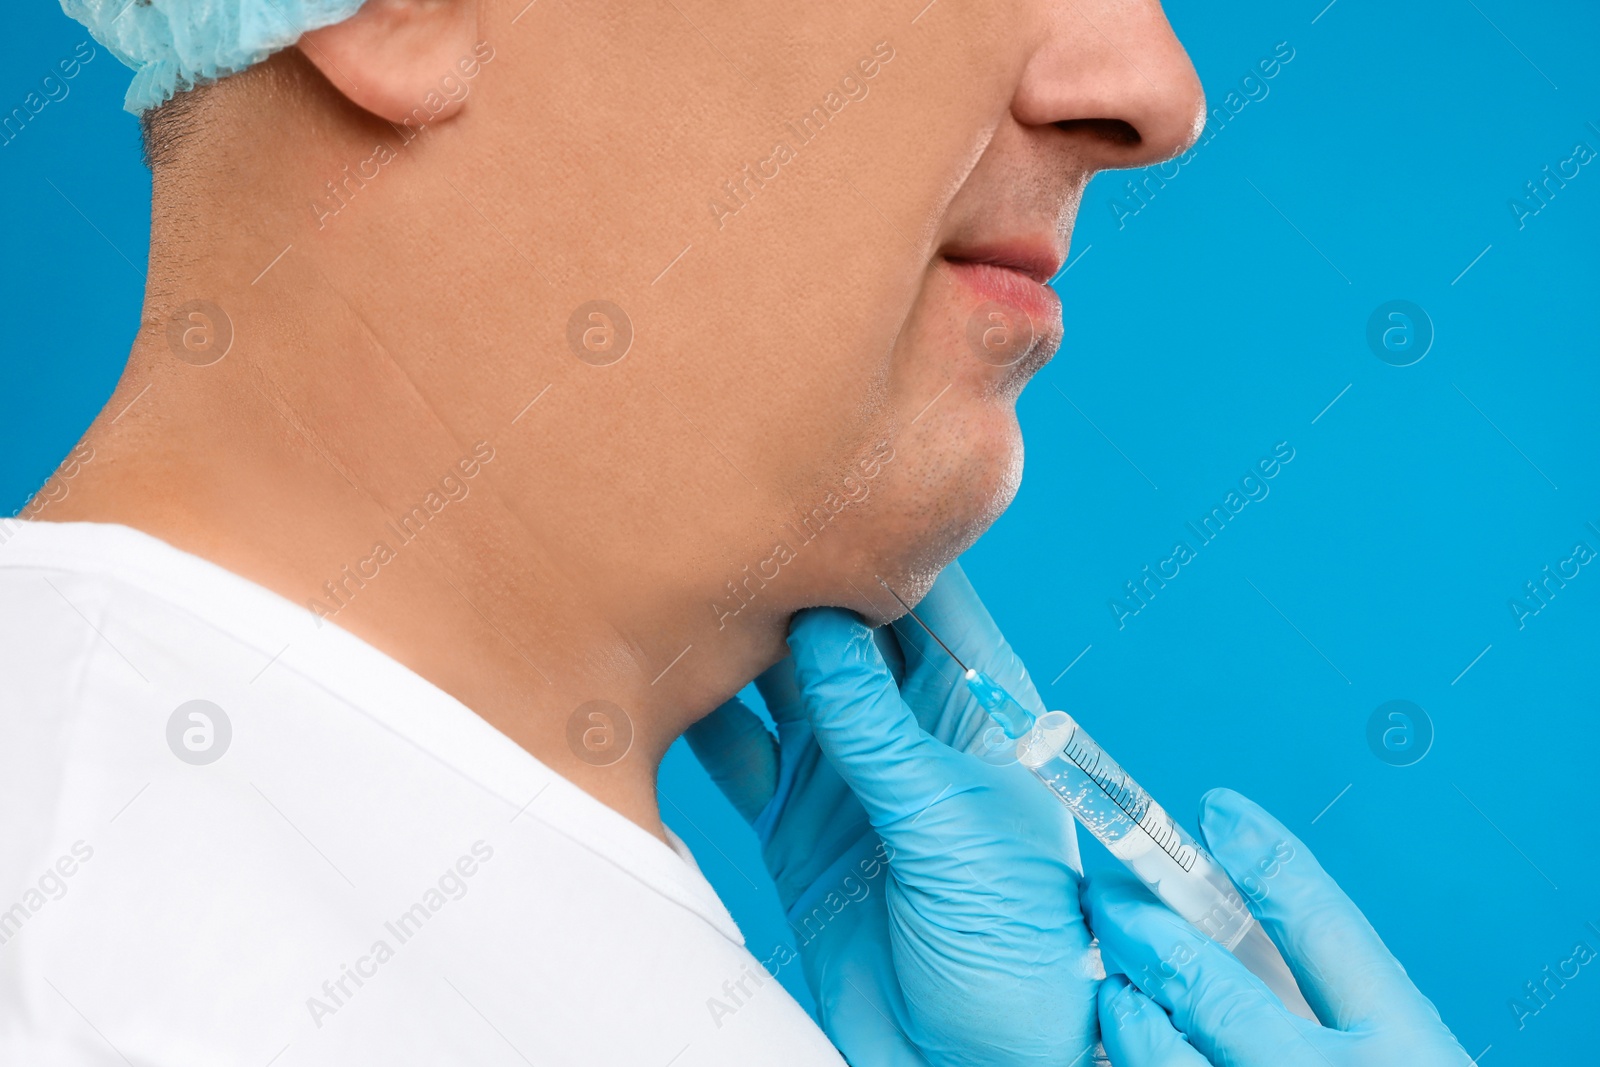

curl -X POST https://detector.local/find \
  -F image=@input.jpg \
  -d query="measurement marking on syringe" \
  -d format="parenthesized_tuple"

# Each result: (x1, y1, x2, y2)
(1060, 729, 1198, 872)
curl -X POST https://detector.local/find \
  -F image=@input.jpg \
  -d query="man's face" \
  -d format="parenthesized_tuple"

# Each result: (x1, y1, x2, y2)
(442, 0, 1201, 625)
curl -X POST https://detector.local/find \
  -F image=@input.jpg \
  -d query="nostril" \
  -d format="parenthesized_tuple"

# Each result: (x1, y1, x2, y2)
(1055, 117, 1141, 147)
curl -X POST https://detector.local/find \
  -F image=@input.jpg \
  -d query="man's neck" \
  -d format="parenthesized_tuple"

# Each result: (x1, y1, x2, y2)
(50, 256, 792, 841)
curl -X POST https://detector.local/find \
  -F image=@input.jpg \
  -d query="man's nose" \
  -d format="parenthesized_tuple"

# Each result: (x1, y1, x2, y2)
(1011, 0, 1206, 170)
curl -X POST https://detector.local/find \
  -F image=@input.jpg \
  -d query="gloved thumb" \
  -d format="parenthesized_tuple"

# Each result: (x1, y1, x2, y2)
(1197, 787, 1437, 1032)
(684, 697, 779, 823)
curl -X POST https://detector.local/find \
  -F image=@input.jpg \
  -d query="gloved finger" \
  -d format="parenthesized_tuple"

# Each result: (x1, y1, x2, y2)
(787, 607, 965, 830)
(753, 633, 905, 730)
(753, 656, 805, 726)
(1098, 973, 1210, 1067)
(1198, 788, 1441, 1032)
(684, 697, 779, 823)
(873, 624, 907, 686)
(889, 562, 1047, 718)
(1084, 869, 1315, 1066)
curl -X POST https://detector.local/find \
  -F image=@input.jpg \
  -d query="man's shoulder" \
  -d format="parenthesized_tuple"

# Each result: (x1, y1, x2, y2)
(0, 522, 845, 1066)
(0, 521, 232, 711)
(0, 527, 152, 711)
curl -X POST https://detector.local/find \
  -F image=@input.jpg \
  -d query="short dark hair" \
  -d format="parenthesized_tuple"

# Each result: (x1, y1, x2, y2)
(138, 83, 210, 169)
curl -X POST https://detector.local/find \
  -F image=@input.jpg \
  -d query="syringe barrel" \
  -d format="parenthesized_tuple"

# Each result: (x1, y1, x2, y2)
(997, 709, 1316, 1020)
(1013, 711, 1254, 948)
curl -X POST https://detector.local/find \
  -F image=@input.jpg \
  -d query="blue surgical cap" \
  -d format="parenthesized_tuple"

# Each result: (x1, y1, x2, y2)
(59, 0, 367, 114)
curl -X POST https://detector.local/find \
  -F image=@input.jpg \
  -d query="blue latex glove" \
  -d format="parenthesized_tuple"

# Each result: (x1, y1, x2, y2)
(687, 563, 1098, 1066)
(1085, 788, 1472, 1067)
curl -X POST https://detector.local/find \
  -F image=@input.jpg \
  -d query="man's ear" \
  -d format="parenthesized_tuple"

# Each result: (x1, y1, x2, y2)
(297, 0, 480, 125)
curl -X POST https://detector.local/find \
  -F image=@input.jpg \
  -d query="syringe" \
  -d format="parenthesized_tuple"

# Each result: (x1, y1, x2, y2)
(880, 581, 1316, 1020)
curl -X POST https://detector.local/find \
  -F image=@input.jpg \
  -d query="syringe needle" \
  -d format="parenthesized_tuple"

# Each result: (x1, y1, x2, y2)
(875, 576, 969, 673)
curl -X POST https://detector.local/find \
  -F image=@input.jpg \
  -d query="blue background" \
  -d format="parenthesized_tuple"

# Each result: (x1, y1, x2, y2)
(5, 1, 1597, 1062)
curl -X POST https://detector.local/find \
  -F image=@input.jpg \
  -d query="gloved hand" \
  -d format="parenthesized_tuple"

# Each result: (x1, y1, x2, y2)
(1085, 788, 1472, 1067)
(688, 563, 1099, 1066)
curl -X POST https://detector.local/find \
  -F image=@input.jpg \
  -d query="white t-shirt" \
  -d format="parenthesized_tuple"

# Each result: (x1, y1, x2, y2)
(0, 520, 843, 1067)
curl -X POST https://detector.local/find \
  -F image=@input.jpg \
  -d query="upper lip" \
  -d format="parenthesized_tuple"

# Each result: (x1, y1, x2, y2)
(941, 238, 1065, 285)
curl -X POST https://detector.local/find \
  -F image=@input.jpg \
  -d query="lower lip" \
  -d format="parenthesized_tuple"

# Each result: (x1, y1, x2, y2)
(945, 259, 1062, 327)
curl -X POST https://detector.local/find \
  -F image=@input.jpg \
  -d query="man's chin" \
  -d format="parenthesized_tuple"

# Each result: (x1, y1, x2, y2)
(851, 477, 1024, 626)
(781, 401, 1024, 627)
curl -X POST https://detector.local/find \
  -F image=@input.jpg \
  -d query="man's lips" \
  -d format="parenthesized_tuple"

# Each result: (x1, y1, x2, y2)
(943, 241, 1064, 285)
(942, 256, 1063, 329)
